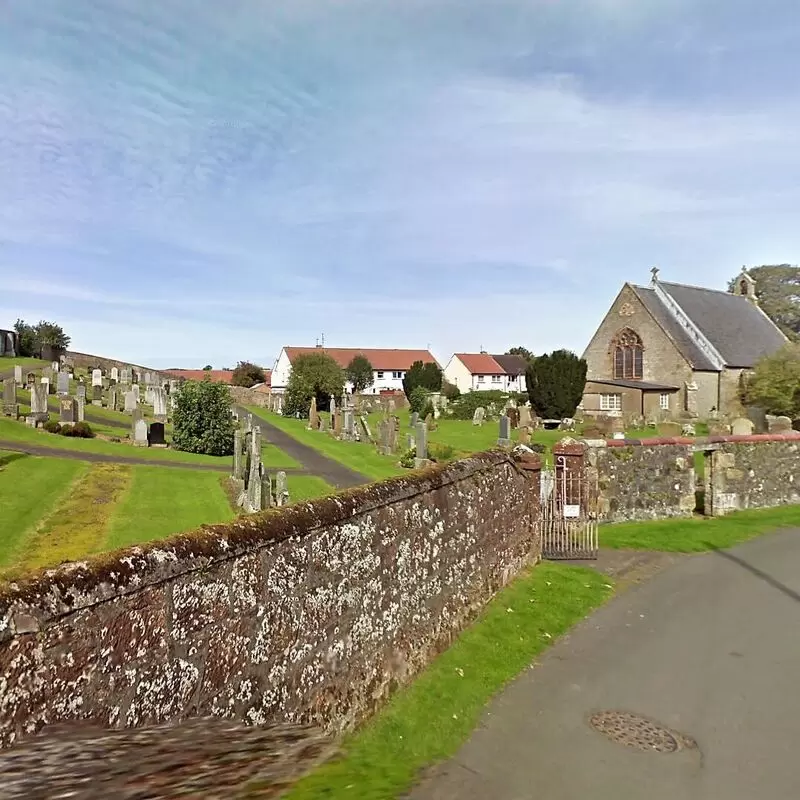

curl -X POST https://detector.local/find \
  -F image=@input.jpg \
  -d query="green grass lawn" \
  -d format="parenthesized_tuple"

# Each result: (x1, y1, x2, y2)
(260, 443, 302, 469)
(286, 475, 334, 502)
(0, 451, 87, 568)
(248, 408, 405, 481)
(279, 562, 613, 800)
(105, 466, 235, 550)
(0, 417, 230, 465)
(601, 505, 800, 552)
(0, 356, 44, 372)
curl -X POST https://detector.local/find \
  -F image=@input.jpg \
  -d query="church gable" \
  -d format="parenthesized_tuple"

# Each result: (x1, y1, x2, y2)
(583, 283, 692, 384)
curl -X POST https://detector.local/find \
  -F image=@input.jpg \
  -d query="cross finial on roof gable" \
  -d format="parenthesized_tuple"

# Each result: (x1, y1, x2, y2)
(650, 266, 660, 284)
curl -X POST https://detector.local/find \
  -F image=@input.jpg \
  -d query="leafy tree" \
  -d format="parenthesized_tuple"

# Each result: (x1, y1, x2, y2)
(402, 360, 442, 398)
(172, 380, 236, 456)
(203, 364, 213, 371)
(409, 385, 432, 414)
(13, 319, 70, 356)
(231, 360, 266, 388)
(506, 346, 534, 362)
(13, 319, 37, 357)
(742, 343, 800, 417)
(285, 352, 344, 416)
(441, 380, 461, 401)
(727, 265, 800, 340)
(345, 354, 374, 394)
(525, 349, 587, 419)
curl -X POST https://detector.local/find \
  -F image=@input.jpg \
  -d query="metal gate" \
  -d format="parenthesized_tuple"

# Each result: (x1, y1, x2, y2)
(540, 455, 599, 559)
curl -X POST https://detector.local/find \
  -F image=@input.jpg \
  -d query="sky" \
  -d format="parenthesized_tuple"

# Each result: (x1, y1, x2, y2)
(1, 0, 799, 370)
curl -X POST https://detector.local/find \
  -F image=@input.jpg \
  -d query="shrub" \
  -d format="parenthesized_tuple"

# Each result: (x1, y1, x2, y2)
(429, 442, 457, 462)
(345, 355, 374, 394)
(42, 420, 62, 434)
(60, 421, 94, 438)
(399, 447, 416, 469)
(525, 350, 587, 419)
(409, 385, 431, 415)
(172, 380, 236, 456)
(402, 360, 442, 399)
(231, 361, 267, 388)
(441, 380, 461, 401)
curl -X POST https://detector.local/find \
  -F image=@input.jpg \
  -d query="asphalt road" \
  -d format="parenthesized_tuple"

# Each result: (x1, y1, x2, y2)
(409, 529, 800, 800)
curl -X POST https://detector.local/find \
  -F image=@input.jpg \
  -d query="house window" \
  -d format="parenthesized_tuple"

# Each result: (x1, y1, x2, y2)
(600, 393, 622, 412)
(659, 392, 670, 410)
(612, 328, 643, 380)
(491, 375, 501, 383)
(392, 371, 402, 379)
(376, 371, 384, 379)
(477, 375, 485, 383)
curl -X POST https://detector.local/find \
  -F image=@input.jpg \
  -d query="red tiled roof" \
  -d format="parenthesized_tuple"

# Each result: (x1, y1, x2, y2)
(454, 353, 505, 374)
(166, 370, 234, 384)
(284, 347, 438, 371)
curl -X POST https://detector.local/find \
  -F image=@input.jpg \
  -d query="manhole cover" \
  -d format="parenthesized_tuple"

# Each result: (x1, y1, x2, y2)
(588, 711, 695, 753)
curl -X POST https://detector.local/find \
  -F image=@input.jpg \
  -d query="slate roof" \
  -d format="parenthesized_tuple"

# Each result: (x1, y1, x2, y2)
(284, 347, 438, 371)
(491, 354, 528, 376)
(631, 281, 786, 370)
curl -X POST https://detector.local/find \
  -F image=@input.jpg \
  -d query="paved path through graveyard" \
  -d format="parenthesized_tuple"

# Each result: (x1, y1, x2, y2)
(408, 529, 800, 800)
(0, 440, 313, 474)
(235, 406, 368, 488)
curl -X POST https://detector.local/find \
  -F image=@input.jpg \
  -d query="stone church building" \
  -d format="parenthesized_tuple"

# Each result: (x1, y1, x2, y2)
(581, 268, 787, 420)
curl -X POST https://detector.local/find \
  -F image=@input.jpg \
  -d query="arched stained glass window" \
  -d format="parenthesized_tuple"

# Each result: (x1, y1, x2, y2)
(612, 328, 643, 380)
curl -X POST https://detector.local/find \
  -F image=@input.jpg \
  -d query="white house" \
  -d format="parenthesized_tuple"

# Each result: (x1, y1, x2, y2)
(443, 353, 528, 394)
(271, 346, 439, 394)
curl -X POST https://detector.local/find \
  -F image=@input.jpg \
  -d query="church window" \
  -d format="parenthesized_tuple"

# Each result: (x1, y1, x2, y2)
(612, 328, 643, 380)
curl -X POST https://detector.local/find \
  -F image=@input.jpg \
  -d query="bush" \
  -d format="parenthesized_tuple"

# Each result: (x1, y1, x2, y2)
(525, 350, 587, 419)
(447, 390, 509, 420)
(61, 421, 94, 438)
(429, 442, 457, 462)
(409, 385, 431, 415)
(402, 360, 442, 399)
(172, 380, 236, 456)
(399, 447, 416, 469)
(441, 380, 461, 401)
(42, 420, 62, 434)
(231, 361, 267, 388)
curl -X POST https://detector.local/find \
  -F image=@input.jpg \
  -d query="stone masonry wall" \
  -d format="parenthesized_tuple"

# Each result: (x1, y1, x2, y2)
(586, 437, 696, 522)
(228, 385, 270, 408)
(0, 451, 540, 748)
(706, 433, 800, 515)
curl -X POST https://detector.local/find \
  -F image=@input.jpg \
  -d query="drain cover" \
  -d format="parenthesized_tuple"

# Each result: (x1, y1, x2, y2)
(589, 711, 695, 753)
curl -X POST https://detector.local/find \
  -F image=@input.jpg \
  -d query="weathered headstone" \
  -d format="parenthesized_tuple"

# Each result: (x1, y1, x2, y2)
(124, 391, 137, 413)
(333, 409, 343, 437)
(108, 386, 118, 411)
(406, 433, 414, 451)
(519, 425, 531, 445)
(92, 384, 103, 405)
(76, 396, 85, 423)
(232, 429, 244, 479)
(149, 422, 166, 446)
(308, 397, 319, 430)
(472, 407, 486, 426)
(343, 409, 355, 440)
(40, 377, 51, 396)
(768, 415, 793, 433)
(425, 413, 436, 432)
(246, 428, 263, 511)
(731, 417, 755, 436)
(507, 407, 520, 429)
(144, 372, 153, 385)
(51, 361, 59, 372)
(519, 405, 532, 428)
(42, 366, 53, 382)
(91, 369, 103, 387)
(320, 415, 329, 432)
(111, 367, 119, 382)
(57, 371, 70, 395)
(59, 397, 77, 425)
(360, 415, 373, 442)
(2, 379, 17, 416)
(330, 397, 336, 419)
(414, 421, 428, 468)
(378, 420, 391, 455)
(410, 411, 419, 428)
(133, 418, 149, 446)
(132, 384, 140, 402)
(120, 368, 130, 385)
(497, 414, 511, 447)
(28, 382, 48, 425)
(25, 372, 36, 390)
(275, 471, 289, 506)
(153, 387, 168, 422)
(13, 365, 22, 383)
(76, 383, 86, 401)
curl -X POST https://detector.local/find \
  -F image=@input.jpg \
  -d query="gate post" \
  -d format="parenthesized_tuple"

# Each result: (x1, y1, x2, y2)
(514, 451, 543, 558)
(553, 439, 587, 506)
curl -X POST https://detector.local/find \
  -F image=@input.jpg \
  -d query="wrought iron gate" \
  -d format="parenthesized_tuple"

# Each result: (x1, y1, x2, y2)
(540, 455, 599, 559)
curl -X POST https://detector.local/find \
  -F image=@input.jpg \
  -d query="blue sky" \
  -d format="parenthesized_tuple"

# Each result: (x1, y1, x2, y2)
(1, 0, 798, 369)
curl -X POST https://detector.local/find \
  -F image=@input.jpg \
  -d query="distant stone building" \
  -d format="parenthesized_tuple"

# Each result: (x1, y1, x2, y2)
(0, 328, 19, 358)
(581, 268, 787, 420)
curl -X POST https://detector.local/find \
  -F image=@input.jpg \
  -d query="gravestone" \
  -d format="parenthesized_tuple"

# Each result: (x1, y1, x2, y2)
(333, 409, 343, 437)
(108, 386, 118, 411)
(388, 416, 399, 452)
(707, 421, 731, 436)
(406, 433, 414, 451)
(414, 421, 428, 468)
(360, 415, 373, 442)
(275, 471, 289, 506)
(76, 383, 86, 401)
(132, 407, 143, 424)
(388, 398, 396, 413)
(51, 361, 59, 372)
(145, 386, 155, 406)
(59, 397, 77, 425)
(232, 429, 244, 480)
(768, 415, 793, 433)
(378, 420, 391, 456)
(57, 372, 70, 395)
(472, 407, 486, 426)
(410, 411, 419, 428)
(133, 418, 149, 447)
(497, 414, 511, 447)
(76, 397, 85, 423)
(149, 422, 166, 447)
(92, 384, 103, 405)
(91, 369, 103, 387)
(425, 413, 436, 432)
(519, 425, 531, 445)
(132, 384, 140, 402)
(13, 365, 22, 383)
(320, 416, 329, 432)
(330, 397, 336, 419)
(111, 367, 119, 382)
(28, 382, 48, 425)
(246, 428, 263, 511)
(519, 405, 532, 428)
(42, 366, 53, 382)
(26, 372, 36, 390)
(308, 397, 319, 430)
(507, 407, 520, 429)
(40, 377, 51, 396)
(343, 409, 355, 440)
(2, 379, 17, 416)
(153, 387, 168, 422)
(145, 372, 152, 385)
(260, 471, 273, 509)
(731, 417, 755, 436)
(124, 391, 137, 413)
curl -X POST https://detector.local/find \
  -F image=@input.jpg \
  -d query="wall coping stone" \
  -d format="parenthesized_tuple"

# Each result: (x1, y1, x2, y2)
(0, 449, 522, 638)
(586, 432, 800, 449)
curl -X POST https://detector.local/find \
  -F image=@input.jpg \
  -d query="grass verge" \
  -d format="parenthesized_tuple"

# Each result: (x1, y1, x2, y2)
(105, 465, 235, 550)
(286, 475, 334, 503)
(4, 463, 132, 575)
(0, 452, 87, 568)
(601, 505, 800, 552)
(280, 562, 613, 800)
